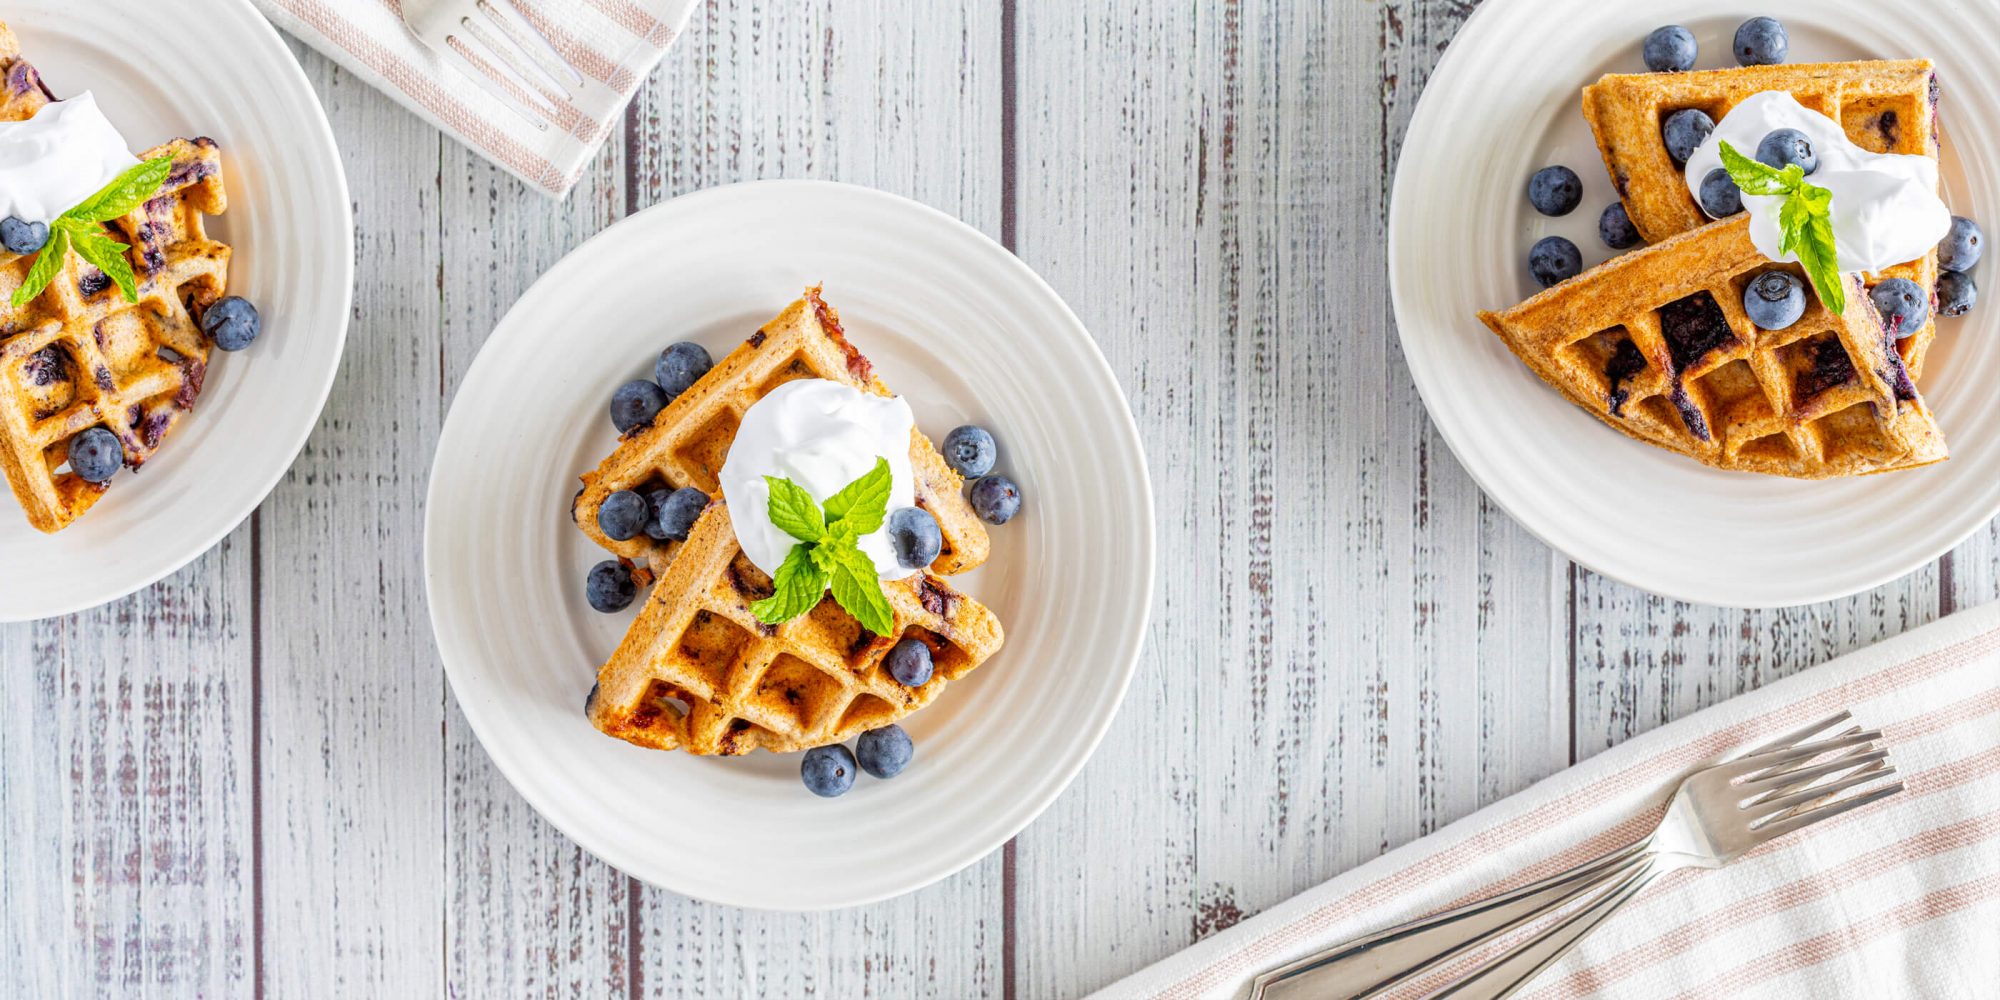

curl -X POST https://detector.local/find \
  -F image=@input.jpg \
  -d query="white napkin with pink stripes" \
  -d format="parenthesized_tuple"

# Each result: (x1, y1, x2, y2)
(250, 0, 696, 197)
(1096, 603, 2000, 999)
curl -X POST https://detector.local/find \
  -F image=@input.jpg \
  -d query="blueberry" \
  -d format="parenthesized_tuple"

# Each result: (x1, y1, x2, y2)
(1742, 271, 1806, 330)
(886, 506, 942, 570)
(66, 426, 122, 483)
(651, 486, 708, 542)
(855, 725, 914, 779)
(586, 560, 637, 613)
(884, 637, 934, 687)
(800, 744, 857, 797)
(1939, 216, 1983, 272)
(1, 215, 48, 254)
(1733, 16, 1787, 66)
(1598, 203, 1640, 249)
(654, 342, 712, 401)
(202, 296, 262, 351)
(1527, 166, 1583, 217)
(1642, 25, 1697, 72)
(969, 475, 1022, 525)
(1698, 169, 1743, 220)
(1870, 277, 1931, 338)
(609, 379, 668, 434)
(942, 424, 997, 478)
(1755, 128, 1816, 175)
(1937, 270, 1977, 318)
(1527, 236, 1582, 288)
(1661, 108, 1714, 166)
(597, 489, 649, 541)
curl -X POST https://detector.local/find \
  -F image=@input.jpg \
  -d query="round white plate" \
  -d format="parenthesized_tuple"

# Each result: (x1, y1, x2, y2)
(0, 0, 352, 621)
(1392, 0, 2000, 607)
(425, 181, 1153, 909)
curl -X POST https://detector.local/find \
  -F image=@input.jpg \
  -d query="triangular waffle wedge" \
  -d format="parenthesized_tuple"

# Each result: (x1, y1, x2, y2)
(0, 27, 232, 532)
(573, 287, 990, 574)
(1479, 215, 1946, 479)
(1582, 59, 1943, 377)
(587, 500, 1005, 755)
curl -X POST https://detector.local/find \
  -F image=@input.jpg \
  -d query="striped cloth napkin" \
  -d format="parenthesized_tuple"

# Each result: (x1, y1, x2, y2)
(1095, 602, 2000, 999)
(249, 0, 696, 196)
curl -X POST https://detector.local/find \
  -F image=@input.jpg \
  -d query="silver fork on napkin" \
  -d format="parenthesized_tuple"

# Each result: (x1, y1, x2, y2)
(400, 0, 586, 131)
(1250, 711, 1902, 1000)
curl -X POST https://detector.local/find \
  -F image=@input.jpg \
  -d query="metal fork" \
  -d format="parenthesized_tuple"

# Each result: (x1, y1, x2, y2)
(1250, 711, 1902, 1000)
(400, 0, 586, 131)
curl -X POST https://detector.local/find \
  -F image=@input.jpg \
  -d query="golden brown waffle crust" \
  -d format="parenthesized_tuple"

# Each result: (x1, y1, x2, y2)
(573, 288, 990, 575)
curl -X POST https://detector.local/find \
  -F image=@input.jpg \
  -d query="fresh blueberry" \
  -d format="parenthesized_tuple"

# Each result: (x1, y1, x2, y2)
(609, 379, 668, 434)
(1, 215, 48, 254)
(1642, 25, 1697, 72)
(650, 486, 708, 542)
(585, 560, 637, 613)
(942, 424, 997, 478)
(654, 342, 712, 401)
(1937, 270, 1978, 318)
(66, 426, 122, 483)
(884, 637, 934, 687)
(1527, 236, 1582, 288)
(1755, 128, 1817, 175)
(1526, 166, 1583, 217)
(886, 506, 942, 570)
(1598, 203, 1640, 249)
(855, 725, 914, 779)
(1742, 271, 1806, 330)
(1698, 169, 1743, 219)
(1870, 277, 1931, 337)
(1939, 216, 1983, 272)
(969, 474, 1022, 525)
(202, 296, 262, 351)
(800, 744, 857, 797)
(597, 489, 649, 541)
(1733, 16, 1788, 66)
(1661, 108, 1714, 166)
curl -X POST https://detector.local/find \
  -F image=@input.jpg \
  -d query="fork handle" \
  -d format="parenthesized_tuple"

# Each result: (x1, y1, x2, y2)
(1432, 855, 1671, 999)
(1249, 838, 1654, 1000)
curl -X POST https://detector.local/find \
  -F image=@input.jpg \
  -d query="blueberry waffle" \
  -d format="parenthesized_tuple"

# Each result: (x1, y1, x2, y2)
(0, 28, 231, 532)
(1582, 59, 1942, 377)
(1479, 215, 1946, 479)
(587, 500, 1004, 756)
(573, 288, 990, 574)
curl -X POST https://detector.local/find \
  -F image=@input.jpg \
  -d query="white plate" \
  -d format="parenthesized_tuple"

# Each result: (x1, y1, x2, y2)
(425, 181, 1154, 909)
(1391, 0, 2000, 607)
(0, 0, 352, 620)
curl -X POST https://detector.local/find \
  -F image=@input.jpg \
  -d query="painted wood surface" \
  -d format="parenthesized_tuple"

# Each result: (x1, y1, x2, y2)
(0, 1, 1991, 996)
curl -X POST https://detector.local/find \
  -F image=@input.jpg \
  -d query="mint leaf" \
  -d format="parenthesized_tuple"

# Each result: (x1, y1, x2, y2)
(822, 457, 892, 535)
(1792, 201, 1845, 315)
(65, 157, 173, 224)
(1716, 140, 1845, 315)
(751, 543, 827, 625)
(1717, 140, 1792, 197)
(763, 475, 825, 543)
(10, 227, 69, 308)
(67, 227, 137, 303)
(826, 543, 894, 636)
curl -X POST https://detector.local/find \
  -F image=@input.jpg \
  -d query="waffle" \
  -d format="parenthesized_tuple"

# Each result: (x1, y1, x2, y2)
(587, 500, 1005, 755)
(573, 287, 990, 575)
(1582, 59, 1943, 377)
(0, 25, 232, 532)
(1479, 215, 1946, 479)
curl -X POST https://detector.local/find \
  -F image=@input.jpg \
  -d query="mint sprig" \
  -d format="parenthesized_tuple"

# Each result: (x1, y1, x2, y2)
(9, 156, 173, 308)
(1717, 140, 1844, 314)
(750, 457, 897, 636)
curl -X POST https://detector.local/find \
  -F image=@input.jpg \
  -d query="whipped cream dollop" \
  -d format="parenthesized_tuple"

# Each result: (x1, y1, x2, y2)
(0, 92, 138, 225)
(1683, 91, 1948, 274)
(718, 378, 918, 583)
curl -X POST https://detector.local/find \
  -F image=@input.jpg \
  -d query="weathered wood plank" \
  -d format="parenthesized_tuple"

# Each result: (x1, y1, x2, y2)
(1007, 0, 1566, 994)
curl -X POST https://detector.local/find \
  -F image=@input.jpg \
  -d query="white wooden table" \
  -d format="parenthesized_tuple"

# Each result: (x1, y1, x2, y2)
(3, 2, 1991, 996)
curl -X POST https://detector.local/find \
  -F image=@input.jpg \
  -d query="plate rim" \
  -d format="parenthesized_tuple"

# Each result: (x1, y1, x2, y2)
(424, 177, 1156, 910)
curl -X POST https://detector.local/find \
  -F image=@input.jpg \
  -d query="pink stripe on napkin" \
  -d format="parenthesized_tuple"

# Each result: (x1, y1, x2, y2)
(1095, 605, 2000, 999)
